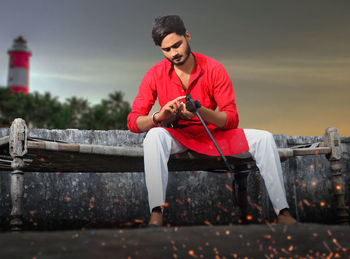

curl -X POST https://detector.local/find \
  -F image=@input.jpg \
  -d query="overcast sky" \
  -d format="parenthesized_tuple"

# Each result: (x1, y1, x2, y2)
(1, 0, 349, 136)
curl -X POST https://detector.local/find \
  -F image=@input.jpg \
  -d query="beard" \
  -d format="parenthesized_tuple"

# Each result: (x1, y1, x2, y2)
(166, 42, 192, 66)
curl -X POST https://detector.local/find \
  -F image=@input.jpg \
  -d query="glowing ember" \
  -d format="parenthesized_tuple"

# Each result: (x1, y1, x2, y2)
(320, 201, 326, 207)
(332, 238, 342, 248)
(336, 185, 342, 190)
(204, 220, 212, 226)
(188, 250, 195, 256)
(225, 184, 233, 192)
(246, 215, 253, 221)
(287, 235, 292, 240)
(303, 199, 311, 206)
(281, 248, 289, 254)
(164, 202, 169, 207)
(264, 234, 272, 239)
(288, 245, 294, 251)
(216, 204, 228, 212)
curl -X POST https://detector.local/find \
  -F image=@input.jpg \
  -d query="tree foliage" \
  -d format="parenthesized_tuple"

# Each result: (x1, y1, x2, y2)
(0, 87, 131, 130)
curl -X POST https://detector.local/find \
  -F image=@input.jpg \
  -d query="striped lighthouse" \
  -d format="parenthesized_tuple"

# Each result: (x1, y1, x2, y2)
(7, 36, 32, 94)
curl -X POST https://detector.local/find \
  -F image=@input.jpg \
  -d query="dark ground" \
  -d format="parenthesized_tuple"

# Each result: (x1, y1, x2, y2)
(0, 223, 349, 259)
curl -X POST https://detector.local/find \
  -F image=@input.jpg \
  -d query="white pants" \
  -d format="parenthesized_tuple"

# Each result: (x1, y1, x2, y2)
(143, 127, 289, 215)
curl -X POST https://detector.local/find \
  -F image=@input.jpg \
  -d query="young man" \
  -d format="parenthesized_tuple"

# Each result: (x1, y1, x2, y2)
(127, 15, 296, 226)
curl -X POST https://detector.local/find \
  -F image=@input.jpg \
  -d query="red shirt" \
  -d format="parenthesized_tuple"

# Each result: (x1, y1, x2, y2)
(127, 52, 249, 156)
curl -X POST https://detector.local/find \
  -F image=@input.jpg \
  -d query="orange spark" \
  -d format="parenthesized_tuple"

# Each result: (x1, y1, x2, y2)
(225, 184, 233, 192)
(332, 238, 342, 248)
(204, 220, 212, 226)
(303, 199, 311, 206)
(216, 204, 228, 212)
(264, 234, 272, 239)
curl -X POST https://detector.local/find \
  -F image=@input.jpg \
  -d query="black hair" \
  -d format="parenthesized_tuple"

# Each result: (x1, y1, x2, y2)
(151, 15, 187, 46)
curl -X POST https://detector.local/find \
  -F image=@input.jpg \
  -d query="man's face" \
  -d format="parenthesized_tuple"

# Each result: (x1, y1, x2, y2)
(160, 32, 192, 66)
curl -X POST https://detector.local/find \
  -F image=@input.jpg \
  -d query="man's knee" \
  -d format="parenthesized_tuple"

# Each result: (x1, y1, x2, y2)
(252, 130, 274, 145)
(261, 130, 273, 139)
(143, 127, 168, 147)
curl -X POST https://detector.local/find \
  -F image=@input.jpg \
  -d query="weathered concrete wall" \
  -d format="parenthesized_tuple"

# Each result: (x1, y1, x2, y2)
(0, 128, 349, 230)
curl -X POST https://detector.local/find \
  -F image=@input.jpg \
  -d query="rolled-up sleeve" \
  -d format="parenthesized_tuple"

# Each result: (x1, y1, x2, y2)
(127, 69, 157, 133)
(212, 64, 239, 130)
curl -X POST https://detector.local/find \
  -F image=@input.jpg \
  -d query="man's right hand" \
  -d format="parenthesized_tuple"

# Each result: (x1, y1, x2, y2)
(155, 96, 186, 122)
(136, 96, 186, 132)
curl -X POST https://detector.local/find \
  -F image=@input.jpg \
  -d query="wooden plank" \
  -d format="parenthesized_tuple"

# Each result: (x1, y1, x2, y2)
(292, 147, 331, 156)
(28, 141, 143, 157)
